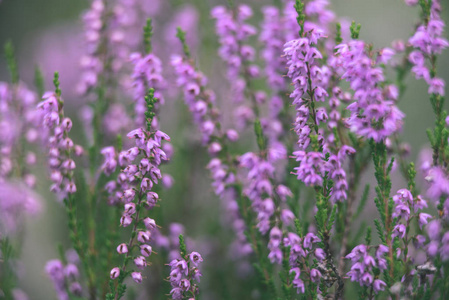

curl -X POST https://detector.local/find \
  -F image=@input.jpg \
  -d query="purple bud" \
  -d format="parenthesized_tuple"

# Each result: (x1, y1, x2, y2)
(110, 267, 120, 279)
(226, 129, 239, 142)
(310, 268, 322, 283)
(373, 279, 386, 293)
(120, 215, 132, 227)
(137, 231, 151, 243)
(143, 217, 157, 230)
(69, 282, 82, 296)
(315, 248, 326, 261)
(131, 272, 142, 284)
(418, 213, 432, 229)
(124, 203, 136, 215)
(134, 256, 147, 270)
(117, 243, 128, 254)
(140, 245, 153, 257)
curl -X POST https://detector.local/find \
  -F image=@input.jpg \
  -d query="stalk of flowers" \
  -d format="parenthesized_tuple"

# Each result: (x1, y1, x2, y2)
(283, 0, 335, 43)
(0, 43, 42, 235)
(78, 0, 133, 143)
(130, 18, 166, 128)
(335, 41, 404, 143)
(260, 6, 287, 93)
(334, 23, 409, 285)
(0, 81, 40, 182)
(107, 89, 170, 300)
(38, 73, 95, 292)
(0, 43, 41, 300)
(38, 74, 83, 200)
(284, 2, 357, 203)
(211, 4, 265, 128)
(406, 0, 449, 194)
(281, 2, 361, 296)
(241, 5, 341, 294)
(78, 0, 105, 96)
(389, 185, 436, 295)
(167, 234, 203, 300)
(345, 244, 388, 296)
(173, 30, 289, 295)
(171, 31, 253, 260)
(45, 251, 83, 300)
(259, 6, 294, 167)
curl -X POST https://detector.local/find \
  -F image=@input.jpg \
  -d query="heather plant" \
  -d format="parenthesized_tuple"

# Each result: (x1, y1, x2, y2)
(0, 0, 449, 299)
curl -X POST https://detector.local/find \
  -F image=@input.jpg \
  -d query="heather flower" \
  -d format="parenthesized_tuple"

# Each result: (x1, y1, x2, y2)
(168, 247, 203, 299)
(110, 267, 120, 279)
(131, 272, 142, 284)
(130, 52, 166, 127)
(335, 41, 404, 142)
(39, 89, 84, 201)
(172, 49, 253, 259)
(45, 251, 83, 300)
(110, 90, 170, 288)
(346, 244, 388, 292)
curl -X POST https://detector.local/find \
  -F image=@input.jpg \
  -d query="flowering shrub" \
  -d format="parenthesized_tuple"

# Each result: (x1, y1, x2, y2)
(0, 0, 449, 299)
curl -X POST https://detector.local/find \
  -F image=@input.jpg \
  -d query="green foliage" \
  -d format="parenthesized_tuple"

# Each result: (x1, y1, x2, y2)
(364, 226, 372, 245)
(179, 234, 187, 258)
(294, 0, 305, 36)
(335, 23, 343, 45)
(0, 238, 18, 299)
(176, 27, 190, 58)
(254, 119, 267, 151)
(354, 184, 370, 220)
(327, 204, 337, 232)
(295, 218, 303, 237)
(374, 219, 386, 244)
(34, 65, 45, 97)
(143, 18, 153, 54)
(350, 21, 362, 39)
(53, 71, 61, 98)
(144, 88, 158, 131)
(4, 41, 19, 84)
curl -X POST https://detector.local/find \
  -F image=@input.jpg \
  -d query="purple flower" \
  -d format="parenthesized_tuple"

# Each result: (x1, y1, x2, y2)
(110, 267, 120, 279)
(117, 243, 128, 254)
(310, 268, 322, 283)
(189, 252, 203, 267)
(418, 213, 433, 229)
(373, 279, 386, 293)
(131, 272, 142, 284)
(392, 224, 407, 239)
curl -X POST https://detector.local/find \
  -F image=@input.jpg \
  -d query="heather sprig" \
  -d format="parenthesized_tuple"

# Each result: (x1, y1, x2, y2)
(167, 235, 203, 300)
(107, 88, 170, 299)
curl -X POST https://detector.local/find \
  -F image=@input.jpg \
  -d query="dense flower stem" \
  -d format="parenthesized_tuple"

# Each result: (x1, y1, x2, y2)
(113, 183, 144, 300)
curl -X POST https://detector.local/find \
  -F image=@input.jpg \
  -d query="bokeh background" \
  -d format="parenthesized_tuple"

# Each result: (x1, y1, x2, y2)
(0, 0, 448, 298)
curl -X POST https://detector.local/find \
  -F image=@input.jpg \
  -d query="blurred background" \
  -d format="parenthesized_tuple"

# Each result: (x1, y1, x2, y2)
(0, 0, 448, 298)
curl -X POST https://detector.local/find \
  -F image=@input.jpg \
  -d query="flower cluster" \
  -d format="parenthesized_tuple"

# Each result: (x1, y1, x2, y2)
(109, 90, 170, 286)
(168, 251, 203, 300)
(45, 251, 83, 300)
(336, 41, 404, 142)
(285, 231, 325, 294)
(259, 6, 287, 92)
(78, 0, 104, 95)
(346, 245, 388, 293)
(172, 50, 253, 259)
(38, 89, 83, 200)
(425, 220, 449, 260)
(211, 5, 258, 104)
(130, 52, 166, 127)
(408, 0, 448, 97)
(171, 54, 221, 145)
